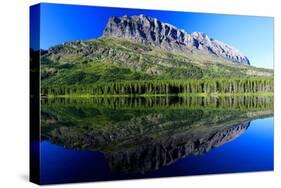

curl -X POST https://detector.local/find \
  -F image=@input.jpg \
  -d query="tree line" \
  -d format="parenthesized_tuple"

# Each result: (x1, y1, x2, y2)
(41, 77, 274, 96)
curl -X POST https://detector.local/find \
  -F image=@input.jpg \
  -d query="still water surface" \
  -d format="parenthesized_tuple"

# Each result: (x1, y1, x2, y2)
(40, 96, 274, 184)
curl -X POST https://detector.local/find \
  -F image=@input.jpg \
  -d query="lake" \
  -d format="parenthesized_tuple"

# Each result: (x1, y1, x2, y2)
(39, 96, 274, 184)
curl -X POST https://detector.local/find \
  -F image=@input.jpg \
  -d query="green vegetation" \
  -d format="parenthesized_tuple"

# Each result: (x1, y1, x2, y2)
(42, 77, 273, 96)
(41, 37, 274, 97)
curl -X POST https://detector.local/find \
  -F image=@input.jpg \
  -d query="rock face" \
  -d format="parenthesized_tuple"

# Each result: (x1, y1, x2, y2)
(103, 15, 250, 65)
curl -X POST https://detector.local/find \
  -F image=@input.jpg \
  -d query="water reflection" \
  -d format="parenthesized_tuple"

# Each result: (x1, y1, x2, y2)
(41, 96, 273, 174)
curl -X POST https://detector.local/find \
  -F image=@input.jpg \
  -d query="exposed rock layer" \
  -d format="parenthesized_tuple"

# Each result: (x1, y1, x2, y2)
(103, 15, 250, 65)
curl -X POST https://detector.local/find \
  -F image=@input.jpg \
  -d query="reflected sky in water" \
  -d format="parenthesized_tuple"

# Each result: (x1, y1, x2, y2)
(39, 96, 273, 184)
(40, 118, 273, 184)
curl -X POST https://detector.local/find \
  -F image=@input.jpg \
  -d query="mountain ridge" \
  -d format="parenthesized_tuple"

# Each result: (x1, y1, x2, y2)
(103, 14, 250, 65)
(39, 15, 273, 88)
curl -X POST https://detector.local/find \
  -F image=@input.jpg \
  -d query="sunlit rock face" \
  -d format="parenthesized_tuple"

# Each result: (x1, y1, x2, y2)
(103, 15, 250, 65)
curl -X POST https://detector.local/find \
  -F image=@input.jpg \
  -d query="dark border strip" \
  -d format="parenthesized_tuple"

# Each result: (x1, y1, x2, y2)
(30, 4, 41, 185)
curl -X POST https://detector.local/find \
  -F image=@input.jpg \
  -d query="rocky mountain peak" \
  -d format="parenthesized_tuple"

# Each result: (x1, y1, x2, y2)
(103, 14, 250, 65)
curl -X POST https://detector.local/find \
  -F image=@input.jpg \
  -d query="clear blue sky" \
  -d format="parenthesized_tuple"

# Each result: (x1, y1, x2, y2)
(37, 3, 274, 69)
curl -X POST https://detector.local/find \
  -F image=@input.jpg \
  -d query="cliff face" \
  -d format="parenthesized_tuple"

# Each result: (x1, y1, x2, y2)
(103, 15, 250, 65)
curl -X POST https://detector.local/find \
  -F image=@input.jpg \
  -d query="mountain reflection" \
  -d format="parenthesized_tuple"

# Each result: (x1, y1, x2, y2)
(41, 96, 273, 174)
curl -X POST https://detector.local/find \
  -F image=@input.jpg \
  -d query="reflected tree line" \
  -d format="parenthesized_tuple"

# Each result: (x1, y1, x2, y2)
(41, 95, 273, 174)
(42, 95, 273, 111)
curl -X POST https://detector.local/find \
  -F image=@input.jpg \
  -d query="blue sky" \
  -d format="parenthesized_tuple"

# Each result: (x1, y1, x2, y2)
(37, 3, 274, 69)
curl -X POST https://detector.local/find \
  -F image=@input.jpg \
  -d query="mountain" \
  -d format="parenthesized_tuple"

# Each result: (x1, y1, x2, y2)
(40, 15, 273, 87)
(103, 15, 250, 65)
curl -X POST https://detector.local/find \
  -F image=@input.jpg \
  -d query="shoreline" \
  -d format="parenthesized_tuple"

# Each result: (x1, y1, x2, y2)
(42, 92, 274, 99)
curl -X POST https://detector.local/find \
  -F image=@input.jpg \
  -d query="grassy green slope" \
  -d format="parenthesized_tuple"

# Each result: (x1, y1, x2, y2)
(41, 37, 273, 87)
